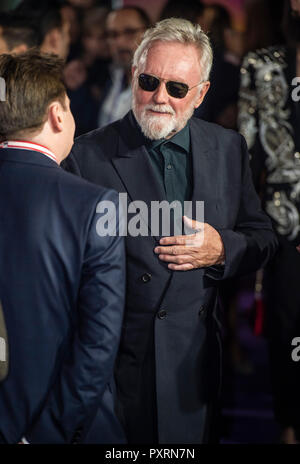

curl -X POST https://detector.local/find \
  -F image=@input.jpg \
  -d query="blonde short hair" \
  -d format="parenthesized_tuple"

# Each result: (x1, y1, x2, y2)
(132, 17, 213, 81)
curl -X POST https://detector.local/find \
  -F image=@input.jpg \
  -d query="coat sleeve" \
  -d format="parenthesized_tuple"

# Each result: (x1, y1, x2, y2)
(25, 190, 126, 443)
(205, 134, 278, 281)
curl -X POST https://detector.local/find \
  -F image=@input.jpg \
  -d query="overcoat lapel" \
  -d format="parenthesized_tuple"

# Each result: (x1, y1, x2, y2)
(111, 115, 166, 241)
(190, 118, 219, 227)
(112, 145, 166, 207)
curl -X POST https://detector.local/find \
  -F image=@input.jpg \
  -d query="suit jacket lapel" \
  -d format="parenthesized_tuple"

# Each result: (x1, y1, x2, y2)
(190, 118, 219, 227)
(112, 145, 166, 206)
(111, 113, 166, 241)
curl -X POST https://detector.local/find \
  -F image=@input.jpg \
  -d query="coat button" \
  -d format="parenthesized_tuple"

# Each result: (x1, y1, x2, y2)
(157, 309, 167, 319)
(71, 427, 82, 443)
(71, 435, 80, 444)
(199, 305, 205, 315)
(141, 273, 152, 283)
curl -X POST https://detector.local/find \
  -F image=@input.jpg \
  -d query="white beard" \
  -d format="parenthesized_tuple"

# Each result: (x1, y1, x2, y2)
(132, 96, 196, 140)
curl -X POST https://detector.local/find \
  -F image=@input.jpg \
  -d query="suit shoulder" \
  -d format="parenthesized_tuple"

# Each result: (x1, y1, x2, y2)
(72, 119, 121, 161)
(191, 117, 242, 145)
(190, 118, 248, 167)
(55, 166, 118, 202)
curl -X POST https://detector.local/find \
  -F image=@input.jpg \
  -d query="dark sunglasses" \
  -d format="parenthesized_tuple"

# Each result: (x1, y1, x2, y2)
(138, 73, 202, 99)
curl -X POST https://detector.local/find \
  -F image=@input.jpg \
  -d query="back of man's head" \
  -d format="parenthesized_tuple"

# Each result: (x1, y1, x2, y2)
(0, 51, 66, 142)
(0, 12, 38, 54)
(120, 6, 151, 30)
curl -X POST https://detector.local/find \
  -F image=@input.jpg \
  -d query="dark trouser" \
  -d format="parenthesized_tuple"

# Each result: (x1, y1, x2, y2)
(115, 320, 221, 444)
(115, 323, 158, 444)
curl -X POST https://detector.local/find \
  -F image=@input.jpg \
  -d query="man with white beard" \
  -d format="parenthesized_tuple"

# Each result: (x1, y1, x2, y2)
(64, 18, 277, 444)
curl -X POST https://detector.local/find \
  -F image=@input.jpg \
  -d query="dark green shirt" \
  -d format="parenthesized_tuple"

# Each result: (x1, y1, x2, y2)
(146, 123, 193, 209)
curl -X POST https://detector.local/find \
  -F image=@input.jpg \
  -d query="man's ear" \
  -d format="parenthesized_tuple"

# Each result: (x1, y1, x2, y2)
(194, 81, 210, 108)
(48, 101, 64, 133)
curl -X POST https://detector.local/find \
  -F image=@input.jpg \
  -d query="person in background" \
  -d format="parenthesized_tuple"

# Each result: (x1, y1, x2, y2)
(195, 3, 244, 129)
(0, 12, 37, 54)
(160, 0, 204, 23)
(0, 51, 126, 444)
(61, 1, 82, 60)
(243, 0, 285, 55)
(67, 0, 97, 9)
(238, 0, 300, 444)
(14, 0, 71, 59)
(97, 6, 151, 129)
(64, 7, 111, 136)
(80, 7, 110, 70)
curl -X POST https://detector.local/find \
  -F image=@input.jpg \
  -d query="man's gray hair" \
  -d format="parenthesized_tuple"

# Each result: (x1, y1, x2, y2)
(132, 18, 213, 81)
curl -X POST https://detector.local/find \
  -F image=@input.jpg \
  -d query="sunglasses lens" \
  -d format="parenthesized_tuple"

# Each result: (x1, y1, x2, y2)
(166, 81, 189, 99)
(138, 74, 159, 92)
(138, 74, 189, 99)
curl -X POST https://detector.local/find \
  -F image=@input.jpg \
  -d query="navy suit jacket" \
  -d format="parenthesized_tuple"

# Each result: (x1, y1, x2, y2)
(64, 112, 278, 444)
(0, 147, 126, 444)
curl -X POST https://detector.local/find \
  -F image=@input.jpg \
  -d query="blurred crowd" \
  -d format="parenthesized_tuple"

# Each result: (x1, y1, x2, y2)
(0, 0, 284, 136)
(2, 0, 300, 444)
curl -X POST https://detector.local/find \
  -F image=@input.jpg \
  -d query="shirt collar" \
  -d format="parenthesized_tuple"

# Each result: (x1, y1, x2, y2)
(146, 122, 190, 154)
(0, 140, 58, 164)
(164, 122, 190, 153)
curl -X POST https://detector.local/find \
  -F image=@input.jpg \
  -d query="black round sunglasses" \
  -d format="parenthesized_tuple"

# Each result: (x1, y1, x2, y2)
(138, 73, 202, 99)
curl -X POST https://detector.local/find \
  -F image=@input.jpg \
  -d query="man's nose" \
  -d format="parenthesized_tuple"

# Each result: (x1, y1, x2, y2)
(152, 82, 169, 104)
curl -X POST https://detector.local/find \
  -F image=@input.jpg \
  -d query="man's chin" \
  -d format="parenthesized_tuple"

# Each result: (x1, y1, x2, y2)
(147, 110, 172, 117)
(142, 123, 176, 140)
(145, 114, 174, 131)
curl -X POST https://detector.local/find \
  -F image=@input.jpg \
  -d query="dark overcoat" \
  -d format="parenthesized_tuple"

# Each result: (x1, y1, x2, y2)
(64, 112, 278, 444)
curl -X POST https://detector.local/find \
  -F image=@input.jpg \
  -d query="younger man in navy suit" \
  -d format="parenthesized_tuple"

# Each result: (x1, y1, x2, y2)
(0, 51, 126, 444)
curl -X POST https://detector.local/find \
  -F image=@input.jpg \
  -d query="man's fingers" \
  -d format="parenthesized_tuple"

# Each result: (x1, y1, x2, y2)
(157, 254, 193, 264)
(159, 235, 187, 245)
(167, 262, 194, 271)
(155, 245, 196, 255)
